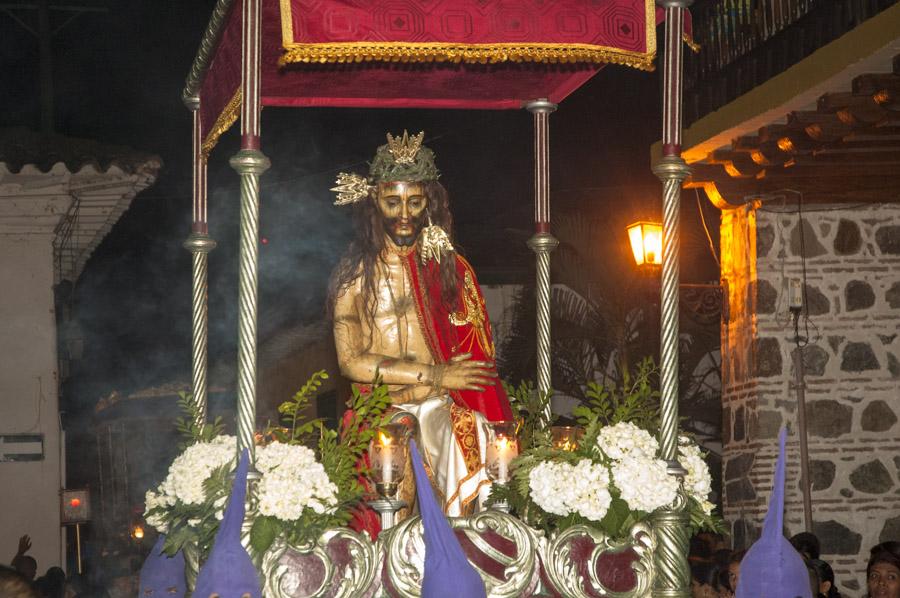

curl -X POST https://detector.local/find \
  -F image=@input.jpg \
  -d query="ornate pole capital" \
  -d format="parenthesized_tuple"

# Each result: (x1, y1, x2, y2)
(183, 232, 217, 254)
(229, 149, 271, 176)
(651, 156, 691, 181)
(183, 94, 200, 112)
(524, 98, 557, 114)
(655, 0, 694, 8)
(526, 231, 560, 254)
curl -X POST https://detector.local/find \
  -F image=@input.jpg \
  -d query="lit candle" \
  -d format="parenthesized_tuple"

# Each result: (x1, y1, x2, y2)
(496, 436, 510, 482)
(380, 432, 393, 484)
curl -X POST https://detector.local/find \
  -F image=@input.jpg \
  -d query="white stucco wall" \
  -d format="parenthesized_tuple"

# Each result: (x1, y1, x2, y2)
(0, 234, 63, 572)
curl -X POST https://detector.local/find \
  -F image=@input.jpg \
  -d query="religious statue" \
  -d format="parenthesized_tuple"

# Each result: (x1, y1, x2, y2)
(328, 131, 513, 519)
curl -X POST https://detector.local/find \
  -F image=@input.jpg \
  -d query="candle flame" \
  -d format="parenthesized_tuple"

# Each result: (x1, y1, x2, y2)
(496, 437, 509, 450)
(379, 431, 392, 446)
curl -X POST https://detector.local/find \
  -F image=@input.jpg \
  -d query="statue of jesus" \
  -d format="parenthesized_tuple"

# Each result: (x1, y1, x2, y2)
(328, 131, 513, 517)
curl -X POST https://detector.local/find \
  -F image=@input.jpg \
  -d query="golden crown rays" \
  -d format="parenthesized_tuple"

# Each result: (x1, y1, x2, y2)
(331, 172, 371, 205)
(386, 130, 424, 165)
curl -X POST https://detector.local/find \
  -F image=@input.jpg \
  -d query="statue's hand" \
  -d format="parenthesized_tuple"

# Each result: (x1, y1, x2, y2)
(437, 353, 497, 392)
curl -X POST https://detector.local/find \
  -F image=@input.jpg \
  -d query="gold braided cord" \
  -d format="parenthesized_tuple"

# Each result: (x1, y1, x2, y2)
(280, 41, 656, 70)
(201, 88, 241, 159)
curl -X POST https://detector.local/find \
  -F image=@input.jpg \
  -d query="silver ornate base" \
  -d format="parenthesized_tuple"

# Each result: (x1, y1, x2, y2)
(260, 512, 654, 598)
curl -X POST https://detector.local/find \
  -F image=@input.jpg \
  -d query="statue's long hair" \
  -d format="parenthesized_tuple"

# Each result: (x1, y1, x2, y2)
(327, 181, 459, 323)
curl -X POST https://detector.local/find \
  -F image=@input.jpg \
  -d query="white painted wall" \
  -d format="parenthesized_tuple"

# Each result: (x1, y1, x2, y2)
(0, 233, 63, 572)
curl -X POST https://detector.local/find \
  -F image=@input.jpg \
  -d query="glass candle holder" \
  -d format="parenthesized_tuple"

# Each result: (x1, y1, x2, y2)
(368, 423, 408, 498)
(482, 421, 519, 484)
(551, 426, 584, 452)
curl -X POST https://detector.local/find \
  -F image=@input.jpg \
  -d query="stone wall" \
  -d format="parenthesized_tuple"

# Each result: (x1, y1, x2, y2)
(719, 201, 900, 595)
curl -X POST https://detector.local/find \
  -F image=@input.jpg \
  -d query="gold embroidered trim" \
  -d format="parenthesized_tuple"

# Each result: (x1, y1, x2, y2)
(450, 404, 482, 474)
(683, 33, 701, 53)
(201, 88, 241, 159)
(449, 270, 494, 359)
(278, 0, 294, 48)
(280, 41, 656, 71)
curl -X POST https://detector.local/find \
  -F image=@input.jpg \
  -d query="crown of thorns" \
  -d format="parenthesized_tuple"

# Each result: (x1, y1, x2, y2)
(331, 130, 440, 205)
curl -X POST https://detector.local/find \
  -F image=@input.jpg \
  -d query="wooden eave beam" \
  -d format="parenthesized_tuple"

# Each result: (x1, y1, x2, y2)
(689, 174, 900, 207)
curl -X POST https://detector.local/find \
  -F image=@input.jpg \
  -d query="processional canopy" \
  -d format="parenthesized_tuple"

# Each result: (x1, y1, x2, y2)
(188, 0, 663, 157)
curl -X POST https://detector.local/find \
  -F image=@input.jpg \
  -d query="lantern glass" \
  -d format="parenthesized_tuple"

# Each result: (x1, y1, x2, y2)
(627, 221, 663, 267)
(550, 426, 584, 452)
(482, 421, 519, 484)
(368, 423, 409, 497)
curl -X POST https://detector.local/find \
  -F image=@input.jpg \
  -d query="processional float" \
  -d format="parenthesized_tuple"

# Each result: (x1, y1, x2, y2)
(180, 1, 695, 596)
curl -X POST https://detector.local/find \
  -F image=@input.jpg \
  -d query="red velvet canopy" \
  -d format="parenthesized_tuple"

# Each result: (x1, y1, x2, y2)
(195, 0, 669, 157)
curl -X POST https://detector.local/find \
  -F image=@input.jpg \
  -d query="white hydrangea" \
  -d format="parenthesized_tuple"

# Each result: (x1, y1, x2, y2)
(144, 489, 169, 533)
(158, 435, 237, 506)
(142, 435, 236, 532)
(595, 421, 659, 461)
(529, 459, 612, 522)
(529, 461, 573, 517)
(568, 459, 613, 521)
(678, 437, 713, 504)
(611, 454, 678, 513)
(256, 442, 338, 522)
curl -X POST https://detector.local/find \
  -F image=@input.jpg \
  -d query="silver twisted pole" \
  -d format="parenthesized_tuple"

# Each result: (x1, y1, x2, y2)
(527, 234, 558, 398)
(525, 99, 558, 417)
(653, 1, 692, 597)
(184, 98, 215, 426)
(230, 149, 269, 463)
(184, 233, 216, 425)
(231, 0, 265, 466)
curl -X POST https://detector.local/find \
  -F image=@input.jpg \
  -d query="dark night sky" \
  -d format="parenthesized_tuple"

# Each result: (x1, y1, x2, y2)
(1, 3, 718, 425)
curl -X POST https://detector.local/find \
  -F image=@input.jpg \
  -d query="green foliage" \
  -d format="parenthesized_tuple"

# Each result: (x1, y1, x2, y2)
(264, 370, 329, 445)
(502, 380, 554, 451)
(174, 392, 225, 450)
(686, 497, 729, 537)
(573, 357, 660, 433)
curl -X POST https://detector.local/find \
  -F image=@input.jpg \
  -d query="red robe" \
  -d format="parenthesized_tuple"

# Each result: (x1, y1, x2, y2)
(404, 251, 514, 422)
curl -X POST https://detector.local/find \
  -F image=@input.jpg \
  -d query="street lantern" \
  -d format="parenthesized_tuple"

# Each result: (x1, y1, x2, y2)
(626, 221, 663, 267)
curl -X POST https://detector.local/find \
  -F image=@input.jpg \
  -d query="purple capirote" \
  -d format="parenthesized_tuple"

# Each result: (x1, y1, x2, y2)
(735, 427, 813, 598)
(138, 535, 187, 597)
(409, 438, 486, 598)
(193, 448, 261, 598)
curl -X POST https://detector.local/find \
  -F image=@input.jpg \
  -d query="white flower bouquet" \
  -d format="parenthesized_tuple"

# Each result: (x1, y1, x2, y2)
(497, 360, 722, 539)
(144, 371, 392, 560)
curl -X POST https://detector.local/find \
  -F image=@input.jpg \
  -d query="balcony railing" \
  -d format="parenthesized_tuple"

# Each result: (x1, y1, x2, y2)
(683, 0, 898, 126)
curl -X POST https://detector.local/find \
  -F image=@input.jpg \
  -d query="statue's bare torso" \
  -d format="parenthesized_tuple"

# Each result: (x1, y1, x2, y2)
(334, 247, 436, 405)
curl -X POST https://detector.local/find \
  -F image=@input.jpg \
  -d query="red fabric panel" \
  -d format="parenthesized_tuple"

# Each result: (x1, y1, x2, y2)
(261, 0, 604, 110)
(283, 0, 653, 53)
(261, 62, 601, 110)
(200, 0, 242, 148)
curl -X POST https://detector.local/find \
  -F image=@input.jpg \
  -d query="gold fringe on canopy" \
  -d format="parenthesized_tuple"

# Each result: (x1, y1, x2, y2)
(201, 88, 241, 159)
(279, 41, 657, 71)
